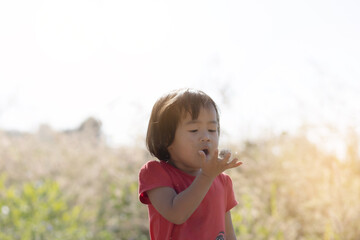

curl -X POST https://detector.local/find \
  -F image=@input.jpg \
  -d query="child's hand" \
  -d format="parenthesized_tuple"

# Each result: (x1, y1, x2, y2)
(198, 149, 242, 179)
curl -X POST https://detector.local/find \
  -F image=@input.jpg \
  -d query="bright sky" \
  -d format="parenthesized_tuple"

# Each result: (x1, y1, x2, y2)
(1, 0, 359, 156)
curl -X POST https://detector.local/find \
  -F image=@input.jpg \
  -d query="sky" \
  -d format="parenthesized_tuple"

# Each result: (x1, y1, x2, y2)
(0, 0, 360, 157)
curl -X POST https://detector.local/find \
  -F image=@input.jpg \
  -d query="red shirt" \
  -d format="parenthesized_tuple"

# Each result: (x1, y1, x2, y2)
(138, 160, 238, 240)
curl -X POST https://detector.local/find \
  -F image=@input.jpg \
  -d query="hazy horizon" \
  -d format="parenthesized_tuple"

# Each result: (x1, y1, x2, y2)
(1, 0, 359, 157)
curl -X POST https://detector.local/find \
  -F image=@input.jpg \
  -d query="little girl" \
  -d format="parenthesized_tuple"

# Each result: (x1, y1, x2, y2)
(138, 88, 242, 239)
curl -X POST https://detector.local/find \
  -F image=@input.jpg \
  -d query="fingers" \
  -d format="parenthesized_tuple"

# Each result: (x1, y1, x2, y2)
(220, 152, 243, 169)
(200, 148, 242, 167)
(199, 149, 242, 178)
(227, 158, 243, 168)
(217, 151, 241, 169)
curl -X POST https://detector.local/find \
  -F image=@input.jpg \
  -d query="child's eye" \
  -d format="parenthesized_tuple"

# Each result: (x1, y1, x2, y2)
(209, 129, 217, 133)
(189, 130, 198, 133)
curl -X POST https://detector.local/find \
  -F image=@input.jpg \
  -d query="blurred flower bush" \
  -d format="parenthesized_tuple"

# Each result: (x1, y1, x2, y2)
(0, 120, 359, 239)
(0, 176, 88, 240)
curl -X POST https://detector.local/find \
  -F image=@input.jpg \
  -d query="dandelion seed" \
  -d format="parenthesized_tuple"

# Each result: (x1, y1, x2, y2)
(219, 149, 231, 159)
(219, 149, 232, 163)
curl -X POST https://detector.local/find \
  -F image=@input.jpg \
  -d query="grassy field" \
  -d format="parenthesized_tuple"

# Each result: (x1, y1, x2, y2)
(0, 122, 359, 239)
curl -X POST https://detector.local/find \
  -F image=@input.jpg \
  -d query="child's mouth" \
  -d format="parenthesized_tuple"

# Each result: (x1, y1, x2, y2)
(202, 149, 209, 156)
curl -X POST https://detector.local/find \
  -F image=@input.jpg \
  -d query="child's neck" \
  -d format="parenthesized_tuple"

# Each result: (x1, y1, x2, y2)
(167, 160, 200, 176)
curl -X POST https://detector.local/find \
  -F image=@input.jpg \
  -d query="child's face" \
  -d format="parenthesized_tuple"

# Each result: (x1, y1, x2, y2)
(167, 105, 219, 175)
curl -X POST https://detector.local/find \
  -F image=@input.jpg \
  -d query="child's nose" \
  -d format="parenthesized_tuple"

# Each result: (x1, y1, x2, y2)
(200, 132, 210, 142)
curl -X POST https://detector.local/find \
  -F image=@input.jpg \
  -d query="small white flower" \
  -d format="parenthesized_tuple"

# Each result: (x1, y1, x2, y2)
(1, 206, 10, 215)
(47, 223, 53, 231)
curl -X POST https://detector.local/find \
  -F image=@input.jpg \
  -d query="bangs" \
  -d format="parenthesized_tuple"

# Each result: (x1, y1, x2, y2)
(177, 93, 216, 121)
(170, 88, 220, 127)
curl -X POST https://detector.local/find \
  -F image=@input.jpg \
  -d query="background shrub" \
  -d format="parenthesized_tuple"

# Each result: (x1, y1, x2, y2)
(0, 175, 88, 240)
(1, 124, 359, 239)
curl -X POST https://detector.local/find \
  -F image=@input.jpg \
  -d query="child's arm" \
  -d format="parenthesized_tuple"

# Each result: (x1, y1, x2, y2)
(147, 150, 242, 225)
(225, 211, 237, 240)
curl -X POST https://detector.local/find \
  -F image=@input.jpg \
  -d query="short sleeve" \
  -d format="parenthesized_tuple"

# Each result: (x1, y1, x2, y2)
(224, 174, 238, 212)
(138, 160, 173, 204)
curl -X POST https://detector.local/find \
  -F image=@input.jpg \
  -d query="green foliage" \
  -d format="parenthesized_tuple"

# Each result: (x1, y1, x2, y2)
(0, 175, 88, 240)
(232, 193, 285, 240)
(92, 181, 149, 240)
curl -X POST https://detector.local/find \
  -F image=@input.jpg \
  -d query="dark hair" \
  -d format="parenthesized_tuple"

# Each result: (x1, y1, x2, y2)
(146, 88, 220, 161)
